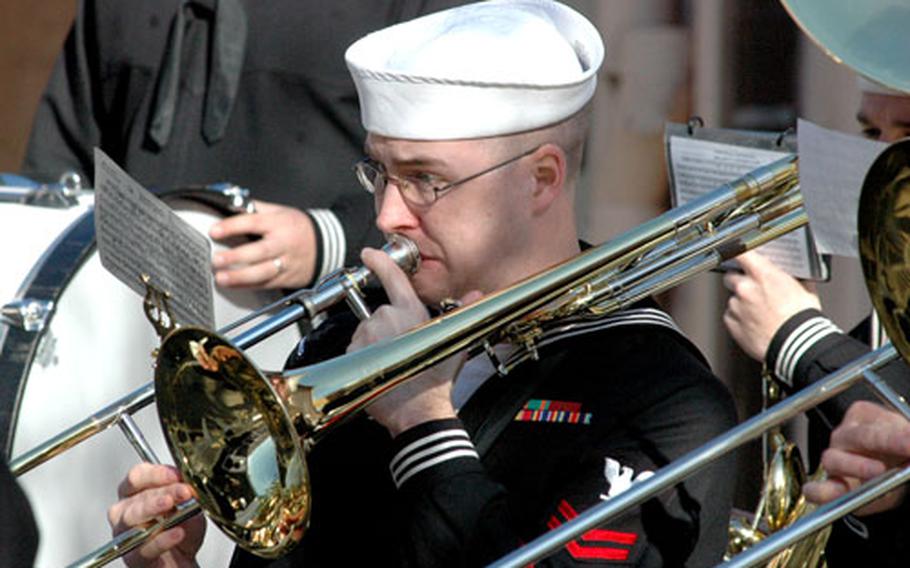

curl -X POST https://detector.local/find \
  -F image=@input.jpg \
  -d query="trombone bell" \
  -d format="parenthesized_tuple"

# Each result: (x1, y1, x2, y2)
(156, 328, 309, 557)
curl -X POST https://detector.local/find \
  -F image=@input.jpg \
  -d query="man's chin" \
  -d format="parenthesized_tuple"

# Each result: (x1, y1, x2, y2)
(410, 271, 452, 307)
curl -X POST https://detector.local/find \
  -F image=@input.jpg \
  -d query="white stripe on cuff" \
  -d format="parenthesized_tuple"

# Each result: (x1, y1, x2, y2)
(390, 428, 470, 470)
(395, 449, 480, 487)
(307, 208, 346, 280)
(392, 438, 476, 478)
(775, 316, 842, 384)
(389, 428, 478, 487)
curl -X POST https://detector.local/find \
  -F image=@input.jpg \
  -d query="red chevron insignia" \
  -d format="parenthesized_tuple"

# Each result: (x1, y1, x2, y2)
(547, 499, 638, 562)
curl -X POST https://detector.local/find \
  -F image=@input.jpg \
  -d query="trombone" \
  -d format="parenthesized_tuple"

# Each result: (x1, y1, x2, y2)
(11, 153, 803, 566)
(44, 0, 910, 562)
(149, 155, 802, 560)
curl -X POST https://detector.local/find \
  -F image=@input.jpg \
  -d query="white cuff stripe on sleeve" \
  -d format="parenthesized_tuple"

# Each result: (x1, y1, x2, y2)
(392, 439, 476, 479)
(390, 428, 470, 470)
(779, 319, 840, 380)
(775, 317, 842, 383)
(871, 310, 890, 349)
(307, 208, 346, 280)
(395, 449, 480, 487)
(389, 428, 478, 488)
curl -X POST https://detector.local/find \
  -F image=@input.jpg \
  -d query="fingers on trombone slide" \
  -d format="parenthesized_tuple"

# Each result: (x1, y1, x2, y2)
(108, 463, 203, 564)
(804, 401, 910, 513)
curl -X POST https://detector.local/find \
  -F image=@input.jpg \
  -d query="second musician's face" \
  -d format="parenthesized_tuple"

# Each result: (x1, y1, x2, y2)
(857, 92, 910, 143)
(366, 134, 537, 305)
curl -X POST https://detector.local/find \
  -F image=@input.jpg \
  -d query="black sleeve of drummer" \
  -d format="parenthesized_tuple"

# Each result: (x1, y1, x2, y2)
(21, 0, 103, 182)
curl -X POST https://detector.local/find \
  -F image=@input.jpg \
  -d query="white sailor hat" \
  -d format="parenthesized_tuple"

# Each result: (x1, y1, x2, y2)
(345, 0, 604, 140)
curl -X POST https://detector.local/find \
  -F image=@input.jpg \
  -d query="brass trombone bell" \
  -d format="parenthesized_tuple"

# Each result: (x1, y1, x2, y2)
(859, 138, 910, 367)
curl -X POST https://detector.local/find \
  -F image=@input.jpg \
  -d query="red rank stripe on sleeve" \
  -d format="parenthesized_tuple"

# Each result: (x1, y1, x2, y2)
(546, 499, 638, 561)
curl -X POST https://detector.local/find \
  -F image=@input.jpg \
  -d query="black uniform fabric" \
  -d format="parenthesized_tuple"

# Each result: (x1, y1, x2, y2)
(232, 298, 738, 567)
(0, 460, 39, 566)
(766, 310, 910, 463)
(766, 309, 910, 567)
(22, 0, 465, 269)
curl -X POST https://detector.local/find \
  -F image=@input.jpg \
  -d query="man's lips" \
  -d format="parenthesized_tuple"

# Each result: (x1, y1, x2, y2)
(414, 249, 440, 264)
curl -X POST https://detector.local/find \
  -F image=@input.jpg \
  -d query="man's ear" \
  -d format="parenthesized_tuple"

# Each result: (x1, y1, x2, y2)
(529, 143, 566, 215)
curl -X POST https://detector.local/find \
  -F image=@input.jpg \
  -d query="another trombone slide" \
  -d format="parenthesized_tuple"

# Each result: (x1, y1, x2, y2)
(489, 345, 903, 568)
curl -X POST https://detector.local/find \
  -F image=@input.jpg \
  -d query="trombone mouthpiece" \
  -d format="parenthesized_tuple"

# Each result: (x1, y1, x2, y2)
(384, 234, 421, 275)
(301, 235, 421, 319)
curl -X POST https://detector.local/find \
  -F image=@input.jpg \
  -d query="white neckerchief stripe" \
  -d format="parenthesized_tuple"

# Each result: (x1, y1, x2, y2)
(308, 208, 346, 281)
(776, 317, 841, 381)
(500, 308, 682, 369)
(391, 438, 476, 480)
(547, 308, 680, 336)
(390, 428, 470, 471)
(394, 449, 480, 487)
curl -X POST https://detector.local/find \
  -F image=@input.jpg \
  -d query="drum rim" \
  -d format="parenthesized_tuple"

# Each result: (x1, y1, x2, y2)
(0, 210, 95, 458)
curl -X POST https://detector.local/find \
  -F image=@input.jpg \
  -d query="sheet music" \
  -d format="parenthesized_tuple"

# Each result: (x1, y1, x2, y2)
(797, 118, 887, 258)
(668, 135, 819, 279)
(94, 148, 215, 328)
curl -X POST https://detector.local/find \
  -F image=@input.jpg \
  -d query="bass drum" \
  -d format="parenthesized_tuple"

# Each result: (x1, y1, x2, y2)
(0, 187, 302, 567)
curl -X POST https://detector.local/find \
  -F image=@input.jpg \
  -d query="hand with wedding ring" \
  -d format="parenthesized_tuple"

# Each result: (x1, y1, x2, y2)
(209, 200, 317, 289)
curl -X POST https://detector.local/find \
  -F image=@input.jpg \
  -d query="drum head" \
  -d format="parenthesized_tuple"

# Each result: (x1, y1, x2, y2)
(0, 208, 95, 455)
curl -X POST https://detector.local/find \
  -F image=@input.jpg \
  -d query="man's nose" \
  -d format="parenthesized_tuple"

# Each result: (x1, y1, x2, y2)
(376, 183, 419, 235)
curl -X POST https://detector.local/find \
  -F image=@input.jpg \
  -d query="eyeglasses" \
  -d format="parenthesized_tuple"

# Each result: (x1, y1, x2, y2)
(354, 145, 540, 208)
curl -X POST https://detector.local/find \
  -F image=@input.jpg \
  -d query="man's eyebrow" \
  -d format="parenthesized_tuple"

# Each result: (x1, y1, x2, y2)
(364, 152, 448, 170)
(394, 156, 447, 168)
